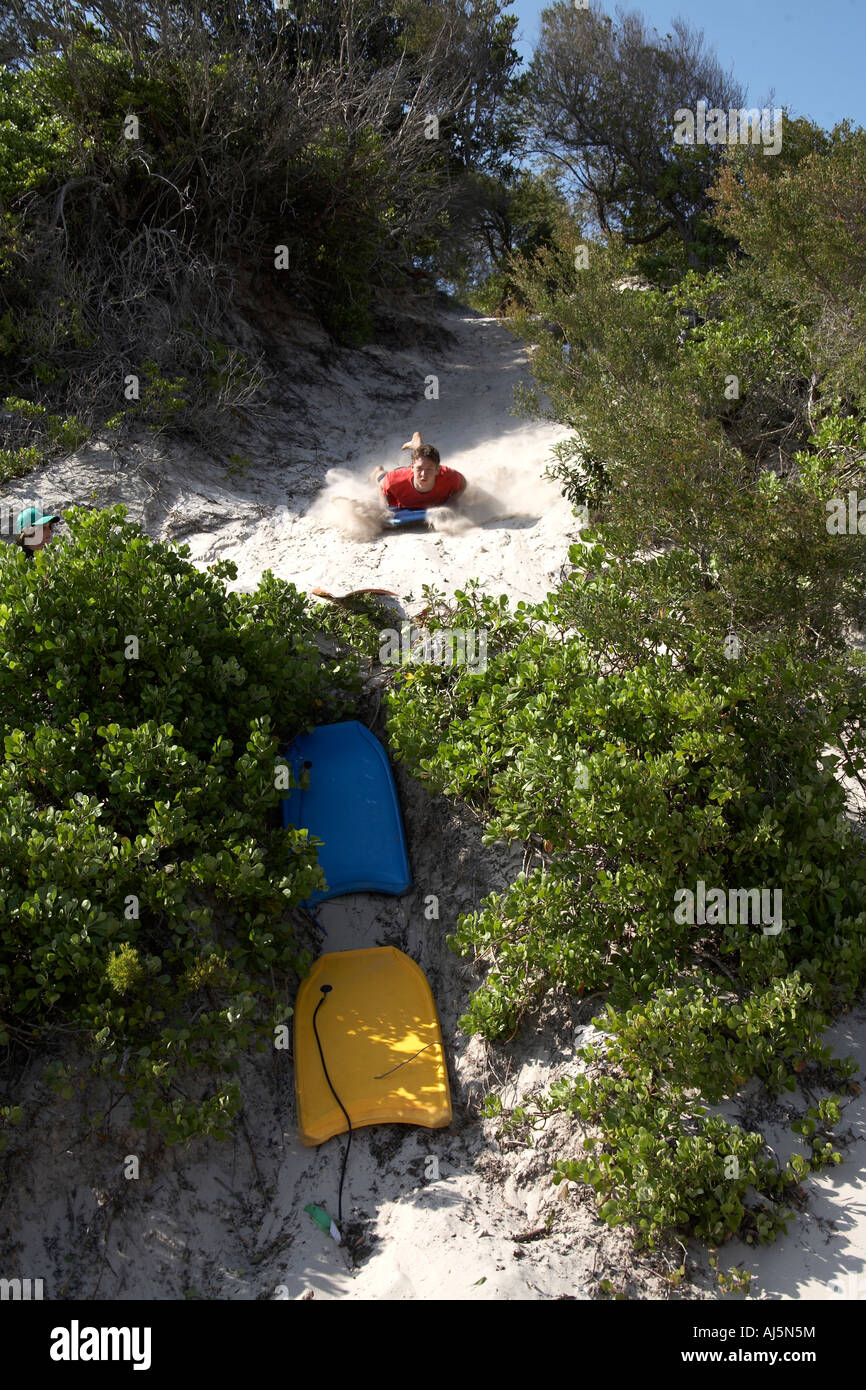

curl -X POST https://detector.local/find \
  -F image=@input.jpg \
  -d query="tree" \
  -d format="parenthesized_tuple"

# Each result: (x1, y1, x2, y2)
(506, 129, 866, 658)
(0, 0, 524, 471)
(712, 120, 866, 422)
(440, 165, 570, 310)
(524, 1, 745, 276)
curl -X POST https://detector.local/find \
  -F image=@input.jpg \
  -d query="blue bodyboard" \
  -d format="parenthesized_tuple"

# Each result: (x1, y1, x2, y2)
(281, 721, 411, 905)
(386, 507, 429, 527)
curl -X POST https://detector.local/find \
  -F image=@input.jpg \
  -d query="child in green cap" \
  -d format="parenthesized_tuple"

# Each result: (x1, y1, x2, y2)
(15, 506, 60, 558)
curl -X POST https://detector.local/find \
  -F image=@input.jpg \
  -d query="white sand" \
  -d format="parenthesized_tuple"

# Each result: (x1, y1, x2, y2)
(1, 299, 865, 1301)
(172, 302, 580, 607)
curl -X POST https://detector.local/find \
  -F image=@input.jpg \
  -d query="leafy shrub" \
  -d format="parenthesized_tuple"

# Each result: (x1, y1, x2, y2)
(386, 578, 865, 1245)
(507, 134, 866, 653)
(0, 397, 90, 482)
(543, 436, 610, 513)
(552, 1072, 797, 1250)
(103, 360, 188, 433)
(0, 507, 361, 1146)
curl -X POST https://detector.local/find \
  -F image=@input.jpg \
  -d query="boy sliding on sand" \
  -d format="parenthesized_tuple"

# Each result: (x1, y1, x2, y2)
(370, 431, 466, 509)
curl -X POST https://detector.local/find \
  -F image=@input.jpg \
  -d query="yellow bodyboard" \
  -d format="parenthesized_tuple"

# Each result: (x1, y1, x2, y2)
(294, 947, 452, 1147)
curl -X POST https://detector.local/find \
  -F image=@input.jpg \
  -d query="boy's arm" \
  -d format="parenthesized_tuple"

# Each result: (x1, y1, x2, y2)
(375, 469, 393, 507)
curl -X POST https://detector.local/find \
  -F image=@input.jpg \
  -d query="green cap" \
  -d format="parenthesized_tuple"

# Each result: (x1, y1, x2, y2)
(16, 506, 59, 533)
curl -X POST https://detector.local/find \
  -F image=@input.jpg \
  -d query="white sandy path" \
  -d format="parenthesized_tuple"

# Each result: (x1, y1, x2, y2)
(6, 305, 580, 606)
(165, 305, 581, 606)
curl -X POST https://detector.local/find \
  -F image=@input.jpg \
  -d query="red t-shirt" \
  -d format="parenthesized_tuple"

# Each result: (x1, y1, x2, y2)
(382, 465, 465, 509)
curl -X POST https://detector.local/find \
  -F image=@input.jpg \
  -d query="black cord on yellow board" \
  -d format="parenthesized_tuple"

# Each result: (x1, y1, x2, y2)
(311, 984, 352, 1227)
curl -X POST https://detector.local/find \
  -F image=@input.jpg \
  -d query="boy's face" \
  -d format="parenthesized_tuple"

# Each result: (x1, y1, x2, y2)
(412, 456, 439, 492)
(22, 523, 53, 550)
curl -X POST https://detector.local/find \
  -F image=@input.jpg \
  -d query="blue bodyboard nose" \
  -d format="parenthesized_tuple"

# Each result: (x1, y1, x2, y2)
(385, 507, 429, 527)
(281, 720, 411, 904)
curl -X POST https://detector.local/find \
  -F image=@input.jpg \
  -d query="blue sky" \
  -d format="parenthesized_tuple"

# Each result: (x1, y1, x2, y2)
(508, 0, 865, 132)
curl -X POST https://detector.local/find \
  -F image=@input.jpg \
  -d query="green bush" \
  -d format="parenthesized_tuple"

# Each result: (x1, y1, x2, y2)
(0, 507, 361, 1145)
(385, 579, 865, 1245)
(0, 397, 90, 482)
